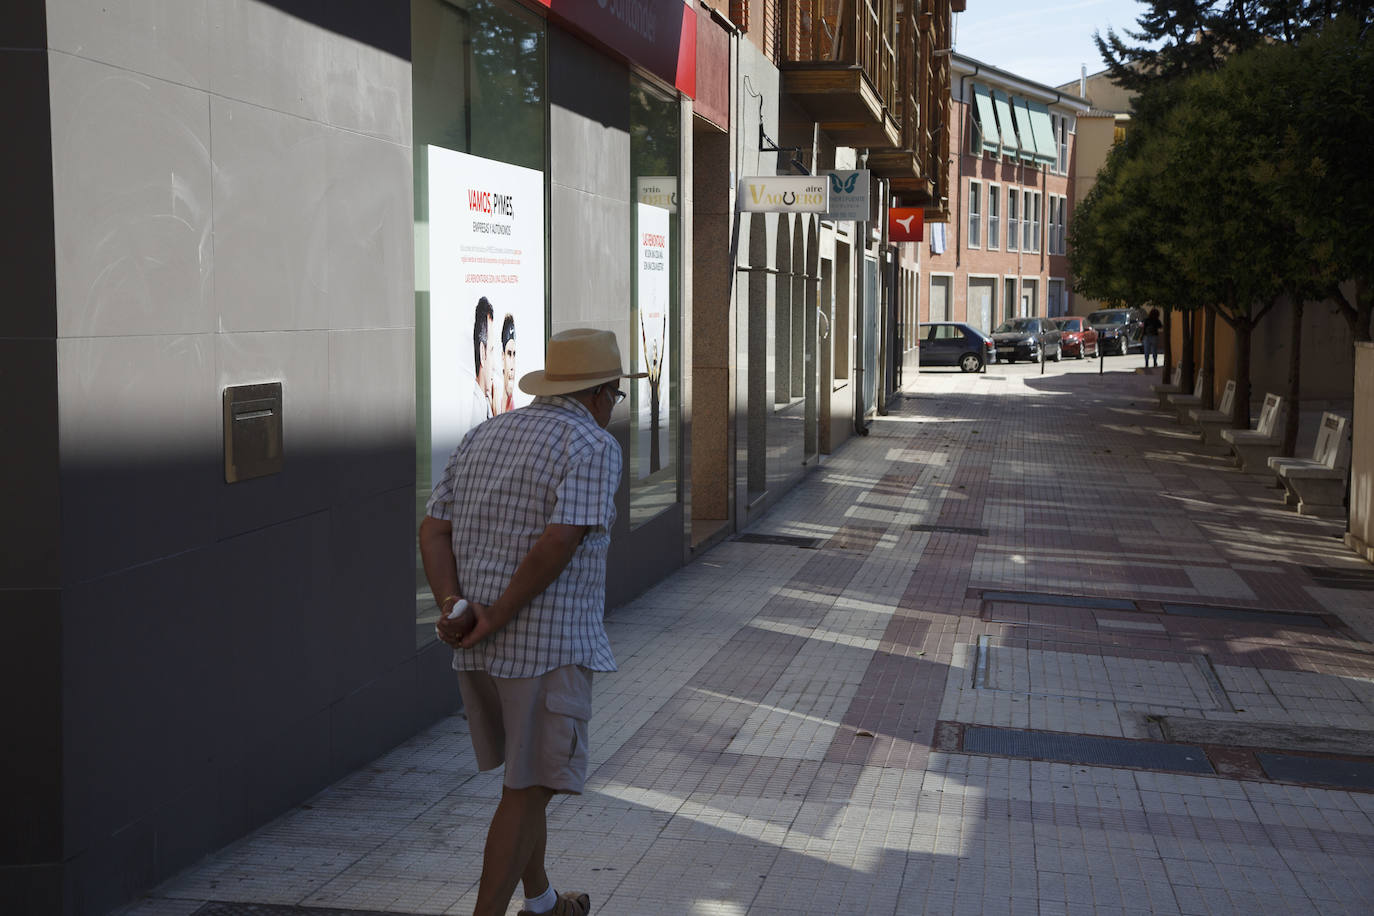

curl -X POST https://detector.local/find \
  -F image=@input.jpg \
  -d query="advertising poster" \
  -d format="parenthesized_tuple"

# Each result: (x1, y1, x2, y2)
(635, 202, 670, 480)
(427, 146, 545, 487)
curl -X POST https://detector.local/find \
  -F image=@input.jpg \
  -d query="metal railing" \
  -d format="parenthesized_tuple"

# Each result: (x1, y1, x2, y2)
(781, 1, 899, 115)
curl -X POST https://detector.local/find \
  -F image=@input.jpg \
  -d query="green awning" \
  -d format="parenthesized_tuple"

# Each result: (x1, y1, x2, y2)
(1013, 97, 1039, 163)
(990, 89, 1019, 158)
(971, 84, 1000, 157)
(1027, 100, 1058, 166)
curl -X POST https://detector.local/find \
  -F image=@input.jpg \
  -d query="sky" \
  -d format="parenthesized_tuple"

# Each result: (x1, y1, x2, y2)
(950, 0, 1149, 89)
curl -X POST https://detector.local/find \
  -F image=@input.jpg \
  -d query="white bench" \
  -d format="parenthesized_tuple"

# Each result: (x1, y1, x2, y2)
(1151, 365, 1183, 410)
(1267, 413, 1351, 518)
(1221, 393, 1287, 473)
(1189, 380, 1237, 445)
(1167, 370, 1210, 424)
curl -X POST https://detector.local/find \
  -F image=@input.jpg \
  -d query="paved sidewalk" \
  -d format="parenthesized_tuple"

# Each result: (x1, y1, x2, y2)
(122, 360, 1374, 916)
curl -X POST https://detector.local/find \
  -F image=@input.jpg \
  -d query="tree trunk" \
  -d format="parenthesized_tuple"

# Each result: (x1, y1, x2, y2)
(1283, 296, 1303, 457)
(1180, 309, 1196, 392)
(1232, 318, 1253, 430)
(1202, 306, 1216, 410)
(1162, 306, 1174, 379)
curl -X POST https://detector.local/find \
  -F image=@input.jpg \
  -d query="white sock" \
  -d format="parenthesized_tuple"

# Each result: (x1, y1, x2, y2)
(525, 885, 557, 914)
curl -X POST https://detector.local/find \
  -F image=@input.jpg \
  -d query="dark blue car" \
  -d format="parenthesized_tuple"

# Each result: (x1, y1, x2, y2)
(918, 322, 997, 372)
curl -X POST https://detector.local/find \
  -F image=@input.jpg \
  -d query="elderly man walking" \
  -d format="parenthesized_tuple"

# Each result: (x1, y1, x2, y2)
(419, 328, 643, 916)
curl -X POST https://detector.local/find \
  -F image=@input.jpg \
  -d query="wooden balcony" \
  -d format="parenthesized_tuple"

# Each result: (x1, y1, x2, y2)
(867, 7, 930, 201)
(780, 1, 901, 148)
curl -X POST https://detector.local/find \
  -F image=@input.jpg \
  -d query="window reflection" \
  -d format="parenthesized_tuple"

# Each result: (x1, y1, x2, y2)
(629, 81, 680, 528)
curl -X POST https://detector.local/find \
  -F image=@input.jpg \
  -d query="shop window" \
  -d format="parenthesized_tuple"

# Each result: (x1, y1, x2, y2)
(629, 78, 681, 528)
(411, 0, 548, 645)
(1022, 278, 1038, 316)
(1004, 277, 1017, 321)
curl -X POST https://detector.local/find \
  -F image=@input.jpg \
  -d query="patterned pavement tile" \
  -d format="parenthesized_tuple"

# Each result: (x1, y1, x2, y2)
(120, 365, 1374, 916)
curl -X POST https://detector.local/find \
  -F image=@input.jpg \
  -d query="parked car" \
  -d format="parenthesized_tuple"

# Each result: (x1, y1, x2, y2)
(1087, 307, 1144, 356)
(917, 321, 997, 372)
(1054, 316, 1100, 359)
(992, 317, 1062, 363)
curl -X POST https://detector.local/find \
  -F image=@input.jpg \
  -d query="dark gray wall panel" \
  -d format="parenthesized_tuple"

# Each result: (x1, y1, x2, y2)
(415, 638, 463, 723)
(61, 547, 222, 855)
(329, 658, 423, 779)
(241, 712, 332, 829)
(0, 865, 61, 916)
(57, 334, 219, 585)
(324, 487, 417, 696)
(0, 339, 59, 587)
(0, 589, 61, 863)
(0, 0, 46, 49)
(0, 49, 56, 339)
(326, 330, 416, 505)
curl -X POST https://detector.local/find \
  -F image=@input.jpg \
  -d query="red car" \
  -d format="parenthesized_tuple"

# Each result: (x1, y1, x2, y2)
(1054, 316, 1100, 358)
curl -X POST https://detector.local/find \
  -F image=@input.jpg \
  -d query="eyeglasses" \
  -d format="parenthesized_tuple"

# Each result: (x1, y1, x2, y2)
(605, 387, 627, 406)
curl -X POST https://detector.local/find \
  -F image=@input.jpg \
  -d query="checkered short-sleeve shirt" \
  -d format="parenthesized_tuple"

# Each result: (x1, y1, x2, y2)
(425, 395, 619, 678)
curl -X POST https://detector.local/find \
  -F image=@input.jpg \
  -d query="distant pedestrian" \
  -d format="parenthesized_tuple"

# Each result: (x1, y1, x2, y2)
(1142, 307, 1163, 368)
(419, 328, 644, 916)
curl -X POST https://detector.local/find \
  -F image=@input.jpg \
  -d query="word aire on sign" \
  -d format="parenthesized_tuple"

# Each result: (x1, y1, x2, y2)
(738, 176, 830, 213)
(822, 169, 870, 221)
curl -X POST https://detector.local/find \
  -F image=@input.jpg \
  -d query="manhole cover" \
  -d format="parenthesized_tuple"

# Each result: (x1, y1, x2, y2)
(963, 726, 1215, 774)
(982, 590, 1136, 611)
(910, 524, 989, 536)
(1160, 603, 1329, 628)
(1258, 754, 1374, 791)
(735, 533, 821, 549)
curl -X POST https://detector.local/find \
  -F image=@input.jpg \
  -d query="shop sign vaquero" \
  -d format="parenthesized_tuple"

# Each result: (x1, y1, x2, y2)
(738, 176, 830, 214)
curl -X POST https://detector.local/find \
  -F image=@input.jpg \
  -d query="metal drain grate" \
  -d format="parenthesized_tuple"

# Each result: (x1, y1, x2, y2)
(735, 533, 821, 549)
(981, 590, 1136, 611)
(910, 524, 989, 536)
(1160, 603, 1329, 629)
(1303, 565, 1374, 591)
(1258, 754, 1374, 791)
(193, 905, 408, 916)
(962, 726, 1215, 774)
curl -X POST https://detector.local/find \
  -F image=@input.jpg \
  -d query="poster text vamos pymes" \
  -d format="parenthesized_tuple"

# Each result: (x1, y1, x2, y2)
(428, 146, 546, 487)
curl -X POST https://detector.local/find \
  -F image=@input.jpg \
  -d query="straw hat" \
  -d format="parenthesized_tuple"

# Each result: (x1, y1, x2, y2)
(519, 328, 647, 396)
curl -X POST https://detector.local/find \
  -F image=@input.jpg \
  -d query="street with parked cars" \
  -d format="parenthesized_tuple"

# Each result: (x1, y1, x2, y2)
(916, 317, 1152, 374)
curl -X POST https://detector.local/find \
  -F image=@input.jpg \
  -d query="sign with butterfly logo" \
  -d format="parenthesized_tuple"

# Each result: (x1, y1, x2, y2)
(823, 169, 870, 221)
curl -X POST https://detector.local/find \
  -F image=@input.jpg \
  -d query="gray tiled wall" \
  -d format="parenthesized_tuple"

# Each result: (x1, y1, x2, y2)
(2, 3, 439, 913)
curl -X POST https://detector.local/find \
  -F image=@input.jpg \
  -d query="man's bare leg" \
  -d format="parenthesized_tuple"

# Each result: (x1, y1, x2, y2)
(473, 785, 555, 916)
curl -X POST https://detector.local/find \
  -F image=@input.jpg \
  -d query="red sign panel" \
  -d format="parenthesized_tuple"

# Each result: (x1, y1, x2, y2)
(889, 207, 925, 242)
(539, 0, 697, 99)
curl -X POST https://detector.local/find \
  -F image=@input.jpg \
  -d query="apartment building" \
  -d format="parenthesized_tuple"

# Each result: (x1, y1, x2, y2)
(916, 53, 1089, 350)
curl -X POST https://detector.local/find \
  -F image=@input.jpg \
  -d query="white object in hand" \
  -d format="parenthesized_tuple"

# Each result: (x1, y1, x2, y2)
(446, 598, 470, 620)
